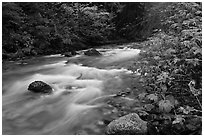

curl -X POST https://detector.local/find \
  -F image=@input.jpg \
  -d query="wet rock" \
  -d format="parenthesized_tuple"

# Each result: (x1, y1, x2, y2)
(118, 46, 124, 49)
(28, 81, 53, 93)
(63, 50, 78, 57)
(63, 52, 73, 57)
(84, 48, 102, 56)
(106, 113, 147, 135)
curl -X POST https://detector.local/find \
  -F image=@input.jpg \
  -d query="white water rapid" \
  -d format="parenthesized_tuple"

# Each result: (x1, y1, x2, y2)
(2, 46, 140, 135)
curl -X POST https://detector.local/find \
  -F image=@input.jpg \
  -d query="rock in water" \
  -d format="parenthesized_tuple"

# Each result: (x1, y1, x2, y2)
(106, 113, 147, 135)
(63, 51, 78, 57)
(28, 81, 53, 93)
(84, 48, 101, 56)
(63, 52, 72, 57)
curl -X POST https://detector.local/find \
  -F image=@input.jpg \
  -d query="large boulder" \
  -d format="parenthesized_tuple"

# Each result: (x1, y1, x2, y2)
(106, 113, 148, 135)
(28, 81, 53, 94)
(84, 48, 102, 56)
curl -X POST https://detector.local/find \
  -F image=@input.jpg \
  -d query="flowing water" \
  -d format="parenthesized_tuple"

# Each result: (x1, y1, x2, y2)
(2, 45, 140, 135)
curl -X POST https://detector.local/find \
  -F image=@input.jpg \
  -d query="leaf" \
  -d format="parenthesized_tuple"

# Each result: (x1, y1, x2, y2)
(191, 46, 202, 55)
(152, 121, 159, 126)
(157, 72, 169, 83)
(190, 87, 201, 96)
(194, 48, 202, 55)
(139, 78, 145, 83)
(172, 115, 185, 124)
(160, 113, 173, 121)
(173, 68, 180, 74)
(186, 124, 197, 131)
(178, 106, 195, 114)
(142, 61, 149, 64)
(186, 117, 202, 131)
(173, 58, 180, 64)
(182, 40, 191, 48)
(164, 48, 176, 55)
(146, 94, 158, 102)
(184, 106, 195, 114)
(137, 110, 149, 117)
(166, 95, 179, 106)
(185, 58, 200, 66)
(138, 92, 147, 100)
(154, 56, 161, 60)
(158, 100, 174, 113)
(188, 80, 202, 96)
(144, 104, 155, 112)
(161, 84, 167, 93)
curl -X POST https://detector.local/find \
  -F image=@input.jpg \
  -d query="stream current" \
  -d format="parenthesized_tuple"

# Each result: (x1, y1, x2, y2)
(2, 45, 140, 135)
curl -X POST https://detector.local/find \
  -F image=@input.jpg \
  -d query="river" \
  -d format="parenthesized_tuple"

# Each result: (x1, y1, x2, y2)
(2, 44, 140, 135)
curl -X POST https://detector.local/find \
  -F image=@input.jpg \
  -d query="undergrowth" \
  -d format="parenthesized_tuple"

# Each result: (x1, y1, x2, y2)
(131, 2, 202, 135)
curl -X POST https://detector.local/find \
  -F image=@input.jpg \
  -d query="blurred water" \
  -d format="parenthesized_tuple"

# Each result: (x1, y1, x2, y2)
(2, 46, 140, 135)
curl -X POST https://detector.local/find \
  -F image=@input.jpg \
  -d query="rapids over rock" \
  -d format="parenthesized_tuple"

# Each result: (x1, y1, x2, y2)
(2, 45, 140, 135)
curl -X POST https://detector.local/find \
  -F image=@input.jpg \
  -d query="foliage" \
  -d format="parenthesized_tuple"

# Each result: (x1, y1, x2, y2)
(114, 3, 146, 40)
(2, 2, 155, 59)
(2, 2, 118, 58)
(132, 2, 201, 135)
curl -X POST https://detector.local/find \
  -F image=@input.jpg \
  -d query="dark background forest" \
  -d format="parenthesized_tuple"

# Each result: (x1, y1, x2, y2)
(2, 2, 166, 59)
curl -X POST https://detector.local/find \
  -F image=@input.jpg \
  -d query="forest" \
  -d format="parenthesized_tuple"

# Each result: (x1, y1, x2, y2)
(3, 2, 148, 58)
(2, 2, 202, 135)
